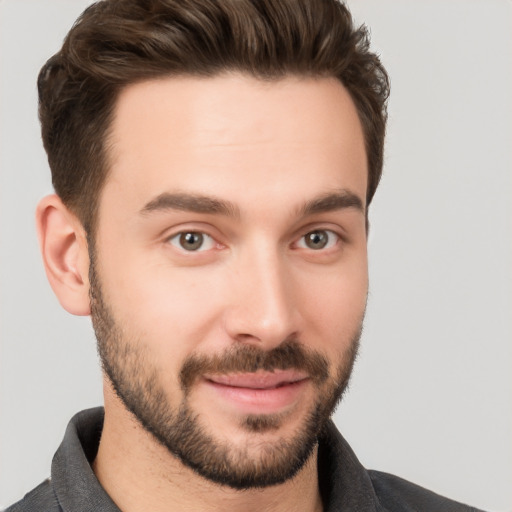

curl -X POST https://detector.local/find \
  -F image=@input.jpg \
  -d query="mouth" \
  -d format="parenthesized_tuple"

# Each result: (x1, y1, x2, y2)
(201, 370, 310, 414)
(205, 370, 309, 388)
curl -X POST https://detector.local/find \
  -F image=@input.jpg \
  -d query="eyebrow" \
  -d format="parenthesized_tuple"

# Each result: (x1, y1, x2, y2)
(140, 189, 364, 218)
(141, 192, 240, 217)
(298, 189, 364, 216)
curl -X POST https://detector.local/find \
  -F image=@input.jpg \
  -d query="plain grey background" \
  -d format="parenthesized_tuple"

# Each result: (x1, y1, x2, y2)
(1, 0, 510, 510)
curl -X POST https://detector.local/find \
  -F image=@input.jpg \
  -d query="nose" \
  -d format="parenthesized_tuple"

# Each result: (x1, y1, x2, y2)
(223, 245, 300, 349)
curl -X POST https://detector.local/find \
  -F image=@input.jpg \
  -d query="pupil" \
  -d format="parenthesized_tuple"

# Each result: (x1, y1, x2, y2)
(306, 231, 327, 249)
(180, 232, 203, 250)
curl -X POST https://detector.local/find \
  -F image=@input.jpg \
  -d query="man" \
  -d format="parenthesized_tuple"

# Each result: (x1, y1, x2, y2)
(5, 0, 485, 510)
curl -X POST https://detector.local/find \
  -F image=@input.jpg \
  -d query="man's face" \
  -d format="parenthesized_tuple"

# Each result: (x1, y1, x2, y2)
(90, 74, 368, 488)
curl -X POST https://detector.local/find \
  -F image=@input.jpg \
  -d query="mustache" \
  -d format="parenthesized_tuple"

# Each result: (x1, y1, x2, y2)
(179, 339, 329, 391)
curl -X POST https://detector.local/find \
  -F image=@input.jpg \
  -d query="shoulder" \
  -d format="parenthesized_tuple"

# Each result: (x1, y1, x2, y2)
(4, 479, 61, 512)
(368, 470, 486, 512)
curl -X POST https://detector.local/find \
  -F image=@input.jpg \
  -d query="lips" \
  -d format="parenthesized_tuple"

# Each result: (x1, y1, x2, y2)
(201, 370, 310, 414)
(204, 370, 309, 389)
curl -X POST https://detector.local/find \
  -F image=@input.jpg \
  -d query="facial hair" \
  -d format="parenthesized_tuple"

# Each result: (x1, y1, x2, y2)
(89, 251, 362, 489)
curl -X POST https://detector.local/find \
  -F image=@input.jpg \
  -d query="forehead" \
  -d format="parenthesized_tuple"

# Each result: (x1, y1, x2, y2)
(104, 73, 367, 214)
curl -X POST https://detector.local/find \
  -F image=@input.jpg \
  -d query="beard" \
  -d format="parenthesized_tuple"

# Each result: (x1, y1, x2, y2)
(89, 253, 362, 489)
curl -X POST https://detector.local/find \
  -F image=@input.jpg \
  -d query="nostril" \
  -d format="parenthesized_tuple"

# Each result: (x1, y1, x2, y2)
(235, 333, 262, 343)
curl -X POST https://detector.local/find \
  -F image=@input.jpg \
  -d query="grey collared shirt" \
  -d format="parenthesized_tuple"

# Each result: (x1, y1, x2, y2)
(6, 407, 483, 511)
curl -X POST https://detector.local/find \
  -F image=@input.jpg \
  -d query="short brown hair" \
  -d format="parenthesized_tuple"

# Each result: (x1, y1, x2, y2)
(38, 0, 389, 233)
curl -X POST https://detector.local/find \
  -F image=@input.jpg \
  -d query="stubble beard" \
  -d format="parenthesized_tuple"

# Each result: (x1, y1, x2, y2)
(89, 252, 362, 489)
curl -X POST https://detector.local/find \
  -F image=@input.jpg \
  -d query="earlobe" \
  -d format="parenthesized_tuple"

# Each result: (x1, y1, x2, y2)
(36, 194, 91, 316)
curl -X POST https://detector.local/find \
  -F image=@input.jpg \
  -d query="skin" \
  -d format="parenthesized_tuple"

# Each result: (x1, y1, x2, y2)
(37, 73, 369, 512)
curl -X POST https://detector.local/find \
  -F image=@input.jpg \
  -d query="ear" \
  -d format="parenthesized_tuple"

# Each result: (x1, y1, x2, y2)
(36, 194, 91, 316)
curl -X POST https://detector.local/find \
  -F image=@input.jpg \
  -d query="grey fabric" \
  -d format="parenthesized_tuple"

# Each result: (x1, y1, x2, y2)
(6, 408, 484, 511)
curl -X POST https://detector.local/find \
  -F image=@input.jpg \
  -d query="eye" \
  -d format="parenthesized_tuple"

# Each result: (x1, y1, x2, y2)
(168, 231, 215, 252)
(296, 229, 339, 250)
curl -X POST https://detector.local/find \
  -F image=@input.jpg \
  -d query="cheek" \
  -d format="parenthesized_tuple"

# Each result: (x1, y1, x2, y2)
(97, 248, 227, 366)
(297, 259, 368, 352)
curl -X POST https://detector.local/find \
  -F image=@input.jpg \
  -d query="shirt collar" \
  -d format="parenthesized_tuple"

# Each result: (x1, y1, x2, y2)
(51, 408, 120, 512)
(317, 421, 379, 511)
(51, 407, 380, 511)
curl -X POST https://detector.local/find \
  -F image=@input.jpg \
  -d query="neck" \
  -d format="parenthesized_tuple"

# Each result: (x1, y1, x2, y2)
(92, 386, 324, 512)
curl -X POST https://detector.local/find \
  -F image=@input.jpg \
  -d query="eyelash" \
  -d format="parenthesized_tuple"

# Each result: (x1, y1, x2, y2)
(166, 228, 341, 253)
